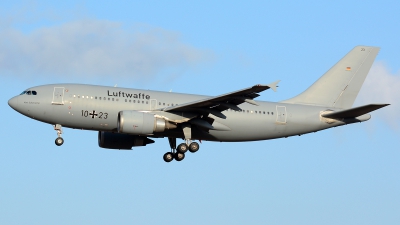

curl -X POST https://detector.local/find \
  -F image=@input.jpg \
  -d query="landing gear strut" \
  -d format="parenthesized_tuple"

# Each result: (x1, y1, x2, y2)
(54, 124, 64, 146)
(162, 123, 200, 162)
(163, 138, 177, 163)
(182, 123, 200, 153)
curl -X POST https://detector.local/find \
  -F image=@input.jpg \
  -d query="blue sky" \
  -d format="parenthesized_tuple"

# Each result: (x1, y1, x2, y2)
(1, 1, 399, 224)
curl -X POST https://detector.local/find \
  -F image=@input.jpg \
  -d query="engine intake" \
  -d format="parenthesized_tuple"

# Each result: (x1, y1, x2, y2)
(118, 111, 176, 135)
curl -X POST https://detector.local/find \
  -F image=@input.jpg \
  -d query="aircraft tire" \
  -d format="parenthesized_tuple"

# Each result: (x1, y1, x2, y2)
(55, 137, 64, 146)
(189, 142, 199, 153)
(163, 152, 174, 162)
(174, 152, 185, 161)
(176, 143, 188, 154)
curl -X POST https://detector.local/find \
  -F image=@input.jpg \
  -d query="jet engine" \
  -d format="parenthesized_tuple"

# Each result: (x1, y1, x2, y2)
(118, 111, 176, 135)
(98, 131, 154, 150)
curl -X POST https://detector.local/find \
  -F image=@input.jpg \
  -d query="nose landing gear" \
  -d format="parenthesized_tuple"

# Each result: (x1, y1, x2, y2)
(55, 137, 64, 146)
(54, 124, 64, 146)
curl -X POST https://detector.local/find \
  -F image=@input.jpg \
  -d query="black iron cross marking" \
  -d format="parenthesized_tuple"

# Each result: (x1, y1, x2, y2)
(89, 110, 98, 119)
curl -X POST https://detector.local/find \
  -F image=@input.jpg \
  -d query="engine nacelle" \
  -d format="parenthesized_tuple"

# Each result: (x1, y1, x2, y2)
(98, 131, 154, 150)
(118, 111, 175, 135)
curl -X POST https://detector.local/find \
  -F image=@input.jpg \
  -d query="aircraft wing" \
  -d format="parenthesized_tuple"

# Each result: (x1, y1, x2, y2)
(161, 80, 280, 118)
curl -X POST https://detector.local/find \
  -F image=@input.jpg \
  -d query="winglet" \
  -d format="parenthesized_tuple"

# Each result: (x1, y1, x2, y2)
(267, 80, 280, 92)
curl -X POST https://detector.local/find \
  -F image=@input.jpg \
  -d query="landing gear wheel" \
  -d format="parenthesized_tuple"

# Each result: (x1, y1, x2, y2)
(55, 137, 64, 146)
(163, 152, 174, 162)
(189, 142, 199, 153)
(177, 143, 188, 154)
(174, 152, 185, 161)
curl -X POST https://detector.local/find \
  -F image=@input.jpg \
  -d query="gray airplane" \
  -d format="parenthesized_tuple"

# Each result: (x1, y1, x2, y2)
(8, 46, 389, 162)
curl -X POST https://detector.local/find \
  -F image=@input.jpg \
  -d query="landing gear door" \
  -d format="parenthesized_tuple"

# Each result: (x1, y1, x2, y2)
(52, 87, 65, 105)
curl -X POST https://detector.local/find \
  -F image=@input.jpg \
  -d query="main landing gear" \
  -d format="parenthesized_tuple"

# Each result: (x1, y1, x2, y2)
(163, 137, 200, 163)
(54, 124, 64, 146)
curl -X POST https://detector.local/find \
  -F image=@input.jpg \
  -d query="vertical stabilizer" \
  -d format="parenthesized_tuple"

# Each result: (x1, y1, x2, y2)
(282, 46, 380, 108)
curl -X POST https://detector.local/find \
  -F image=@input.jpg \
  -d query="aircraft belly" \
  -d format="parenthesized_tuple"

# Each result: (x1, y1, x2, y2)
(203, 114, 276, 142)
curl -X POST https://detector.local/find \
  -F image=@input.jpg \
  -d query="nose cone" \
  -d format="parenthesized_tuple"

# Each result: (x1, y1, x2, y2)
(8, 96, 19, 111)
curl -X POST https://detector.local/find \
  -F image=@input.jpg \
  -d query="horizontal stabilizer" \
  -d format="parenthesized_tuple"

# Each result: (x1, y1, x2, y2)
(322, 104, 390, 119)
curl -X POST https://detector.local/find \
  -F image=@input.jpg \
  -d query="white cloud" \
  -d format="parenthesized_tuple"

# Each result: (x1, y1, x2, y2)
(356, 61, 400, 129)
(0, 20, 213, 81)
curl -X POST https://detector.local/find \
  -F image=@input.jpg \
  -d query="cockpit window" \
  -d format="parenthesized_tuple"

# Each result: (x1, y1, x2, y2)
(20, 90, 37, 95)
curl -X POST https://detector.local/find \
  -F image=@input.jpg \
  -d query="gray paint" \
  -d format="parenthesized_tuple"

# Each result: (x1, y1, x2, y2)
(8, 46, 389, 147)
(283, 46, 379, 108)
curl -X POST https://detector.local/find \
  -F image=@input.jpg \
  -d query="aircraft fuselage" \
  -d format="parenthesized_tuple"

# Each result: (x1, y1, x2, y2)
(8, 84, 363, 142)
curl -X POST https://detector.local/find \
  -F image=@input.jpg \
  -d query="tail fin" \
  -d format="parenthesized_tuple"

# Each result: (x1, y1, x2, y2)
(282, 46, 380, 108)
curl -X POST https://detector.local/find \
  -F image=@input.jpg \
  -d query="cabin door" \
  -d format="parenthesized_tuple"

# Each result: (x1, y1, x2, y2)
(276, 106, 287, 123)
(275, 105, 287, 135)
(52, 87, 65, 105)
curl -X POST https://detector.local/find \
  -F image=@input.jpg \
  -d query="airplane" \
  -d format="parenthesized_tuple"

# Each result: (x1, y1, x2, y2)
(8, 46, 389, 162)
